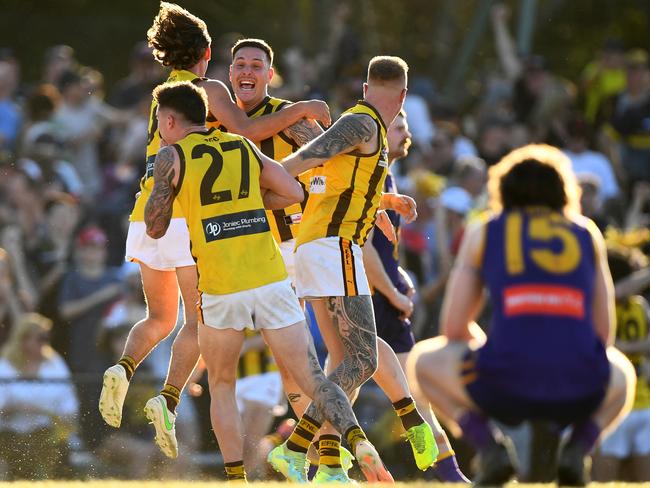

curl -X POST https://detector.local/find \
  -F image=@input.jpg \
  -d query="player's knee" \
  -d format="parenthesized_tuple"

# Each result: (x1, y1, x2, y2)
(208, 371, 237, 390)
(608, 349, 637, 402)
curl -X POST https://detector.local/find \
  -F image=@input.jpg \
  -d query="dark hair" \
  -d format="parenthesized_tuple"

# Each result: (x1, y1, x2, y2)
(26, 84, 60, 122)
(231, 38, 274, 66)
(147, 2, 211, 70)
(500, 159, 566, 210)
(488, 144, 580, 215)
(56, 70, 82, 93)
(153, 81, 208, 125)
(367, 56, 408, 84)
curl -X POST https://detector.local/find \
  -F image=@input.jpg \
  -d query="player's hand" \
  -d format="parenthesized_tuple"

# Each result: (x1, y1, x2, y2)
(300, 100, 331, 127)
(398, 267, 416, 298)
(390, 290, 414, 319)
(383, 193, 418, 223)
(376, 210, 396, 242)
(187, 382, 203, 397)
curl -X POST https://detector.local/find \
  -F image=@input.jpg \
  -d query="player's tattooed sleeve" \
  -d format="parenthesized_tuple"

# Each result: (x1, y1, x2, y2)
(299, 113, 376, 160)
(283, 117, 323, 147)
(145, 146, 176, 239)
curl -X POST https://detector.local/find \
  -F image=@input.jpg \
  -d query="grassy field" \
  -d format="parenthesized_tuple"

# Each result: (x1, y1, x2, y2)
(3, 483, 650, 487)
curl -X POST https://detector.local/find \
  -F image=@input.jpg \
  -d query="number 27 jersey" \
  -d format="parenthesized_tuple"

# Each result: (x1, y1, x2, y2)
(173, 128, 287, 295)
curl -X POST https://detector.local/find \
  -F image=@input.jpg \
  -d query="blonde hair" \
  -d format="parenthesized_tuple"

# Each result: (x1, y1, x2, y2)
(487, 144, 581, 215)
(368, 56, 409, 85)
(1, 313, 54, 374)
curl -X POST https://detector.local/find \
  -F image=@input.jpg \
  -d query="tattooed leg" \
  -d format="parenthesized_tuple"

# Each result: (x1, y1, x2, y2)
(311, 295, 379, 396)
(262, 321, 362, 435)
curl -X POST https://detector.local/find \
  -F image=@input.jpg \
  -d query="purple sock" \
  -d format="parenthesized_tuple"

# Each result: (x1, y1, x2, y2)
(569, 419, 600, 453)
(307, 463, 318, 480)
(457, 410, 495, 451)
(433, 454, 471, 483)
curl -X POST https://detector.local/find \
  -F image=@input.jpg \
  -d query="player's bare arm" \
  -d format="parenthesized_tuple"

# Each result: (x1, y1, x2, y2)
(145, 146, 180, 239)
(440, 220, 486, 341)
(589, 223, 616, 346)
(199, 79, 330, 141)
(282, 116, 324, 147)
(362, 229, 414, 318)
(282, 113, 377, 176)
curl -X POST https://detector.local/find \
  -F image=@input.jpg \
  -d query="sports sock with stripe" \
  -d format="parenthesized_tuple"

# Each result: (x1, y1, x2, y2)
(344, 425, 368, 453)
(393, 396, 426, 431)
(318, 435, 342, 468)
(117, 355, 137, 381)
(432, 450, 471, 482)
(286, 414, 321, 453)
(160, 383, 181, 414)
(224, 460, 247, 481)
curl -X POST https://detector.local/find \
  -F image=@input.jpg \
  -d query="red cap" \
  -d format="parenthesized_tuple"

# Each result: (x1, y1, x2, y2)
(76, 226, 107, 246)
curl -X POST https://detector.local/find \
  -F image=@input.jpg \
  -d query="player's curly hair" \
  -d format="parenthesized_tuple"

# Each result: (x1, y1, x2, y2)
(147, 2, 211, 70)
(488, 144, 581, 215)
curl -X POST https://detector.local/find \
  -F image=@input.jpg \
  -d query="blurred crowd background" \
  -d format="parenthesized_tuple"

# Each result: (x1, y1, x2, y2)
(0, 0, 649, 481)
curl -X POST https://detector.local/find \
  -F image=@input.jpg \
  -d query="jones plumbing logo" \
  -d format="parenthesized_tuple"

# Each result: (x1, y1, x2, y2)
(202, 209, 270, 242)
(205, 221, 222, 238)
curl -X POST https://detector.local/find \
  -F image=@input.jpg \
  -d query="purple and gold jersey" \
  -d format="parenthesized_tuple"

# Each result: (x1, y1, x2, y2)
(371, 171, 408, 294)
(475, 208, 609, 401)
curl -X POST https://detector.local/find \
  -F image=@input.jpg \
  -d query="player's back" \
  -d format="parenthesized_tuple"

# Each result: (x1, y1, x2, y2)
(174, 128, 286, 295)
(478, 208, 609, 400)
(297, 101, 389, 248)
(130, 69, 203, 222)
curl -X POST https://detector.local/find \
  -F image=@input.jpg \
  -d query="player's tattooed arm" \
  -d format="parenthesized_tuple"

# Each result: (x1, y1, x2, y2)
(145, 146, 178, 239)
(282, 117, 324, 147)
(281, 113, 377, 176)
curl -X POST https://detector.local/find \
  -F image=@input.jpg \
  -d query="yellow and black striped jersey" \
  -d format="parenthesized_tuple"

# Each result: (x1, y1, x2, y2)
(130, 69, 203, 222)
(247, 95, 310, 243)
(173, 127, 286, 295)
(616, 295, 650, 409)
(296, 101, 389, 248)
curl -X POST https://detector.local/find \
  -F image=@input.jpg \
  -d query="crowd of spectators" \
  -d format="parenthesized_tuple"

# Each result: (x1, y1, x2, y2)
(0, 3, 648, 481)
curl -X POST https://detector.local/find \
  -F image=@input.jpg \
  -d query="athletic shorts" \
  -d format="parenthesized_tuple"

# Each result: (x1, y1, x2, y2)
(199, 278, 304, 331)
(373, 291, 415, 353)
(295, 237, 370, 298)
(279, 239, 296, 285)
(599, 408, 650, 457)
(236, 371, 284, 411)
(125, 219, 195, 271)
(462, 350, 607, 427)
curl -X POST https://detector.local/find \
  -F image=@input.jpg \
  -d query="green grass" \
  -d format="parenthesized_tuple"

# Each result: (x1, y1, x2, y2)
(2, 483, 650, 487)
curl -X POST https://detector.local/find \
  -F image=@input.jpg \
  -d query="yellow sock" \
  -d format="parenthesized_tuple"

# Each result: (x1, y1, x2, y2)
(287, 414, 321, 453)
(344, 425, 367, 453)
(318, 435, 341, 468)
(224, 460, 246, 481)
